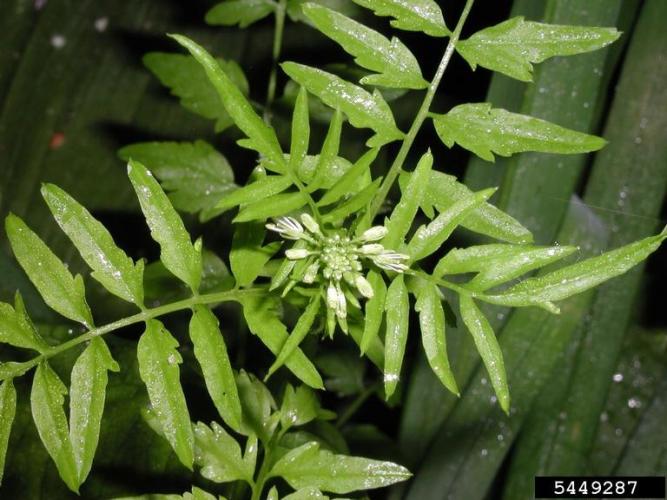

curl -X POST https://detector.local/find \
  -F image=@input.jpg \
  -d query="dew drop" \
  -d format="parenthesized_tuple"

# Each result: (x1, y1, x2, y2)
(50, 34, 66, 49)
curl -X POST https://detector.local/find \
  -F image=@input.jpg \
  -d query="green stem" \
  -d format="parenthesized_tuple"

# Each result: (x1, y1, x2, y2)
(2, 288, 262, 381)
(264, 0, 287, 122)
(368, 0, 476, 220)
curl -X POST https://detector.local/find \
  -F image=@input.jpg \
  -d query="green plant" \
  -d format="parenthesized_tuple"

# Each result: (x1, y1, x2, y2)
(1, 0, 665, 498)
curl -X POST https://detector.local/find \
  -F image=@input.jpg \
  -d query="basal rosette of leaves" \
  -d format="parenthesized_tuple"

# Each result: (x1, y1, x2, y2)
(1, 0, 666, 498)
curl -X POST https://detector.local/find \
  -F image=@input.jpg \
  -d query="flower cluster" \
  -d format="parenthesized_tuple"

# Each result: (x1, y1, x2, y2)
(266, 215, 409, 329)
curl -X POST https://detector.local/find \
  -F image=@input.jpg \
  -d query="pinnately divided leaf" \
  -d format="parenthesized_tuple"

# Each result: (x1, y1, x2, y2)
(384, 275, 409, 398)
(128, 159, 202, 292)
(234, 192, 308, 223)
(457, 16, 620, 81)
(5, 214, 93, 327)
(213, 175, 292, 214)
(137, 319, 194, 469)
(360, 271, 387, 354)
(193, 421, 252, 484)
(289, 86, 311, 173)
(69, 338, 119, 484)
(171, 35, 286, 167)
(41, 184, 145, 307)
(143, 52, 249, 132)
(413, 280, 458, 395)
(351, 0, 449, 37)
(269, 441, 412, 493)
(401, 170, 533, 244)
(205, 0, 275, 28)
(267, 295, 321, 379)
(407, 187, 495, 261)
(486, 227, 667, 308)
(119, 140, 236, 218)
(31, 362, 79, 492)
(433, 103, 606, 162)
(459, 296, 510, 414)
(189, 305, 242, 431)
(302, 4, 427, 89)
(0, 380, 16, 486)
(240, 296, 324, 389)
(434, 243, 577, 292)
(383, 150, 433, 249)
(0, 293, 49, 352)
(281, 62, 404, 147)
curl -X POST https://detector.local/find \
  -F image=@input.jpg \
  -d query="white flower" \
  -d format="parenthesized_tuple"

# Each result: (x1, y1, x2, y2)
(354, 274, 374, 298)
(265, 216, 303, 240)
(372, 251, 409, 272)
(359, 243, 384, 255)
(360, 225, 388, 242)
(300, 213, 322, 237)
(266, 214, 409, 327)
(303, 262, 320, 283)
(285, 248, 311, 260)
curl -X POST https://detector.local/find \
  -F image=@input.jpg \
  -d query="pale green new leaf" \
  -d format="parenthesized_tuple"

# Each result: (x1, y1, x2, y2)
(457, 17, 620, 81)
(190, 306, 242, 431)
(193, 421, 252, 483)
(360, 271, 386, 354)
(119, 141, 236, 217)
(69, 338, 119, 483)
(205, 0, 275, 28)
(459, 296, 509, 413)
(401, 170, 533, 244)
(171, 35, 285, 167)
(321, 178, 380, 223)
(407, 187, 495, 261)
(0, 293, 49, 352)
(0, 380, 16, 486)
(384, 275, 409, 398)
(269, 441, 412, 493)
(383, 150, 432, 249)
(434, 243, 577, 291)
(487, 227, 667, 308)
(303, 4, 427, 89)
(128, 159, 202, 292)
(213, 175, 291, 214)
(137, 320, 194, 469)
(433, 103, 606, 162)
(234, 192, 308, 222)
(5, 214, 93, 327)
(280, 385, 319, 428)
(143, 53, 249, 132)
(413, 280, 458, 395)
(268, 296, 321, 379)
(42, 184, 145, 307)
(318, 148, 377, 207)
(290, 86, 310, 173)
(351, 0, 448, 37)
(281, 62, 404, 147)
(31, 362, 79, 492)
(240, 296, 324, 389)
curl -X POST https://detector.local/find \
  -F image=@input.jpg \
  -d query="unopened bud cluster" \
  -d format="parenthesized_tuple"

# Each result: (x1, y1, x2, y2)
(266, 215, 409, 326)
